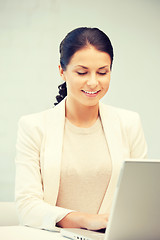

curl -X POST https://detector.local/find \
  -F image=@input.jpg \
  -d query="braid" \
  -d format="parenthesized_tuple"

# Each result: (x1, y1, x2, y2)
(54, 82, 67, 106)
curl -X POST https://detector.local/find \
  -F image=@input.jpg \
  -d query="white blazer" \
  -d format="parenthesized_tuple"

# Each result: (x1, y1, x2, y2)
(15, 99, 147, 231)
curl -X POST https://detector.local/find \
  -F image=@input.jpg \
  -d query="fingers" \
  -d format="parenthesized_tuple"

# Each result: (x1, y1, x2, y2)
(85, 214, 108, 230)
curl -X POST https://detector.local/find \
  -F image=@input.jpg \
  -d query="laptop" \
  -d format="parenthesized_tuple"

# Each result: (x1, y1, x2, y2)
(61, 159, 160, 240)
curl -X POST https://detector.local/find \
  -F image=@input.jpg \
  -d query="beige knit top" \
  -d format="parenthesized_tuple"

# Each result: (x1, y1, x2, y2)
(56, 116, 112, 215)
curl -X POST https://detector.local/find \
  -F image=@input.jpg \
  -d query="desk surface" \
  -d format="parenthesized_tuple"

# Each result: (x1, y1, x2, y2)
(0, 226, 65, 240)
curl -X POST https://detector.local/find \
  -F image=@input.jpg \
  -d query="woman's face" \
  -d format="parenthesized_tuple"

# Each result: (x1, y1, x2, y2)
(59, 45, 111, 108)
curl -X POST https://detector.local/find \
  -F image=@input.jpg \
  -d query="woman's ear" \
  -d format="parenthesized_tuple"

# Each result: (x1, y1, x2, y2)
(58, 65, 66, 81)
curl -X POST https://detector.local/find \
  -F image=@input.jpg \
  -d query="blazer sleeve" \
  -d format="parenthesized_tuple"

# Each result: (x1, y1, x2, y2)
(15, 115, 73, 231)
(127, 112, 147, 159)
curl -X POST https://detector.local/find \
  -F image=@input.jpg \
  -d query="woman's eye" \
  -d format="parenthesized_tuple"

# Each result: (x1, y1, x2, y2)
(77, 72, 87, 75)
(98, 72, 107, 75)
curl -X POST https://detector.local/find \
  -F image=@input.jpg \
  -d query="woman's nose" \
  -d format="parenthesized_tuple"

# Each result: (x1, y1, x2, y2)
(86, 74, 98, 88)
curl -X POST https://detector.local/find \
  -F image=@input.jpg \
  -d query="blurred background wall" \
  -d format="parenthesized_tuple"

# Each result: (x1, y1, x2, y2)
(0, 0, 160, 200)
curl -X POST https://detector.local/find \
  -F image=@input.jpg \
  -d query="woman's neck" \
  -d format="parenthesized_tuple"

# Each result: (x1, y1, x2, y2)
(65, 98, 99, 128)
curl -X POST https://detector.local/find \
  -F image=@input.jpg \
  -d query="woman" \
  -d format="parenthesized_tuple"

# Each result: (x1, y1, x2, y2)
(15, 27, 147, 231)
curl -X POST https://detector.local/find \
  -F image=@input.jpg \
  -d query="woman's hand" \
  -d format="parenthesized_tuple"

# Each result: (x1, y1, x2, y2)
(82, 213, 108, 230)
(56, 212, 108, 230)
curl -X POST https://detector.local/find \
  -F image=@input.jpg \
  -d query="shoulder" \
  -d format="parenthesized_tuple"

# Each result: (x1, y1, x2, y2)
(18, 108, 54, 130)
(17, 109, 54, 145)
(16, 100, 66, 147)
(100, 102, 140, 119)
(17, 99, 66, 141)
(100, 102, 141, 129)
(18, 99, 65, 129)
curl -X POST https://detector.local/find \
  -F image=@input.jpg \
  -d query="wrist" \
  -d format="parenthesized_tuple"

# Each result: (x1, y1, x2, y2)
(57, 211, 85, 228)
(70, 212, 86, 228)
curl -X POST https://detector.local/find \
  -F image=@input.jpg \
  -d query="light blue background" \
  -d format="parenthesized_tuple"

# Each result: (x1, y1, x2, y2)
(0, 0, 160, 201)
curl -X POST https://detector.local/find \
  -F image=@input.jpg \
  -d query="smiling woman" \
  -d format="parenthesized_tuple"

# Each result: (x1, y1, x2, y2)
(54, 27, 113, 106)
(59, 46, 111, 127)
(15, 27, 147, 231)
(55, 27, 113, 127)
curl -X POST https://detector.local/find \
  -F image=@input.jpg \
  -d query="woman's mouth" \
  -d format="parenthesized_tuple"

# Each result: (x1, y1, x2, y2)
(81, 90, 100, 97)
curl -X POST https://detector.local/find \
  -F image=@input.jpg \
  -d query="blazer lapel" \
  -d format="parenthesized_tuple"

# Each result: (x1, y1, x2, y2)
(98, 102, 124, 215)
(43, 99, 66, 205)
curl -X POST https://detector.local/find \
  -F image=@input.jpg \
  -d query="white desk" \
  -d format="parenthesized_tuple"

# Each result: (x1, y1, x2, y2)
(0, 226, 66, 240)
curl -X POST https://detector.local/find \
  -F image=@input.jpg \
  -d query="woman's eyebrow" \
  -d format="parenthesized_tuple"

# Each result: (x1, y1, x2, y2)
(75, 65, 109, 69)
(76, 65, 88, 69)
(98, 65, 109, 69)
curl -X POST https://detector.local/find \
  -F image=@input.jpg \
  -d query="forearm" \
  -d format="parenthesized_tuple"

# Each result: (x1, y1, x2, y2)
(56, 212, 108, 230)
(16, 195, 73, 230)
(56, 212, 84, 228)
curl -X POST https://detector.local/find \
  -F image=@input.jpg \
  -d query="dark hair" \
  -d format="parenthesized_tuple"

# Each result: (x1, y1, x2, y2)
(54, 27, 114, 106)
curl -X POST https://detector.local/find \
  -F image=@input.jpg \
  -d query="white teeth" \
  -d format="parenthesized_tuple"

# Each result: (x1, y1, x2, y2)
(83, 90, 99, 94)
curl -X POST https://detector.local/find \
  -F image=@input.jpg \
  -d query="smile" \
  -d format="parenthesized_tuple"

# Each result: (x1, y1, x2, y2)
(81, 90, 101, 98)
(82, 90, 100, 94)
